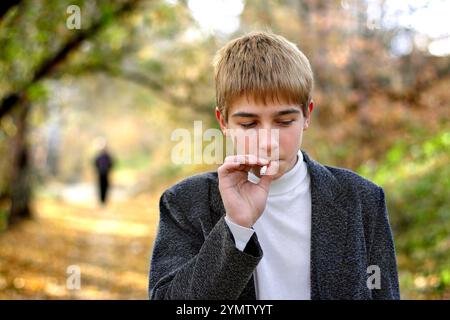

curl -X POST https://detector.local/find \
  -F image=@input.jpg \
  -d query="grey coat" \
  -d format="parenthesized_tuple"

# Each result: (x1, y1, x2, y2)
(148, 149, 400, 300)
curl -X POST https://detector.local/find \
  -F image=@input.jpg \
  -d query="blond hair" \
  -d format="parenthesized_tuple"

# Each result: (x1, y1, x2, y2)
(213, 31, 313, 121)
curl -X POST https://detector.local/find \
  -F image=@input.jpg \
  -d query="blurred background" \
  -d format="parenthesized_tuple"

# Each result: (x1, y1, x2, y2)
(0, 0, 448, 299)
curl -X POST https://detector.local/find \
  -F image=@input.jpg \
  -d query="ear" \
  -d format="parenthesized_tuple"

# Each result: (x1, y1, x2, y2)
(215, 107, 227, 135)
(303, 100, 314, 130)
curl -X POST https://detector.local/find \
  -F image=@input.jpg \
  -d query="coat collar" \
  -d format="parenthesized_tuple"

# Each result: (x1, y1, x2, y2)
(209, 149, 350, 299)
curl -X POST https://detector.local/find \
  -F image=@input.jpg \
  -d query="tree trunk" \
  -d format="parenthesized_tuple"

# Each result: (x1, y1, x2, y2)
(8, 98, 32, 225)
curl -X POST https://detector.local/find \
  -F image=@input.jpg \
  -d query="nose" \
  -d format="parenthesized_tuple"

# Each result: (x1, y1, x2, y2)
(258, 127, 279, 160)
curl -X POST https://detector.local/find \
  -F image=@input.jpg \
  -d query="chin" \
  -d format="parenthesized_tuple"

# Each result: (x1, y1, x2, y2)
(271, 167, 285, 180)
(270, 172, 284, 180)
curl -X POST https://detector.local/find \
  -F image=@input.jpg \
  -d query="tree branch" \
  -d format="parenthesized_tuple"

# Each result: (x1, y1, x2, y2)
(0, 0, 21, 20)
(0, 0, 141, 119)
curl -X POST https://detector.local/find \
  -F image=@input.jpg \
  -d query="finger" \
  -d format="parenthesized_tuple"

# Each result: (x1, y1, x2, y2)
(225, 154, 259, 164)
(218, 162, 253, 176)
(264, 160, 280, 176)
(224, 154, 269, 166)
(229, 163, 253, 173)
(218, 161, 242, 175)
(257, 174, 274, 192)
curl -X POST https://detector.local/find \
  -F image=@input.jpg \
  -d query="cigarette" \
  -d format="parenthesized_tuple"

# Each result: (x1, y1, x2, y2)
(260, 165, 268, 175)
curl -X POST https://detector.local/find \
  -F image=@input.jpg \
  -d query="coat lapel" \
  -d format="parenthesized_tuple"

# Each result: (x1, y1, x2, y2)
(209, 150, 350, 300)
(301, 150, 350, 299)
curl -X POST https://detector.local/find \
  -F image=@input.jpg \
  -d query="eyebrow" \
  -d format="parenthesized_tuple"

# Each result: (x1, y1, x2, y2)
(231, 108, 301, 118)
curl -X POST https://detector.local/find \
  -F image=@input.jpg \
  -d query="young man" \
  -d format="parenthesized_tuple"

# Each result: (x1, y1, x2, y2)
(148, 31, 400, 300)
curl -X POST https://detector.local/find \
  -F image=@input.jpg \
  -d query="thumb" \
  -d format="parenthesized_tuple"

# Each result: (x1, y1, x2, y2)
(257, 174, 274, 193)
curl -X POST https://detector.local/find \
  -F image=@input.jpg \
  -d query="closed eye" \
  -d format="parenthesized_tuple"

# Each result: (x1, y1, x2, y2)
(240, 122, 257, 128)
(277, 120, 295, 126)
(239, 120, 295, 128)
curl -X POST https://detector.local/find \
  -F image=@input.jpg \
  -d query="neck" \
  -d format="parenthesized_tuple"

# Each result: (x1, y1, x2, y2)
(284, 153, 299, 175)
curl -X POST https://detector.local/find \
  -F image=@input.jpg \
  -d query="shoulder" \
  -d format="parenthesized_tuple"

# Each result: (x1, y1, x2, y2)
(320, 165, 390, 240)
(302, 150, 383, 202)
(324, 165, 384, 203)
(163, 171, 218, 199)
(325, 165, 381, 190)
(158, 171, 219, 232)
(160, 171, 219, 217)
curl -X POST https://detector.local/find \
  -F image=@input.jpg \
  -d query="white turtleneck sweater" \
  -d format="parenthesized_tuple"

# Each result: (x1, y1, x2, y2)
(224, 149, 311, 300)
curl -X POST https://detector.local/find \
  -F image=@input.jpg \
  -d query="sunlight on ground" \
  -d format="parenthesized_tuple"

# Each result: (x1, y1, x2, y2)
(0, 193, 160, 299)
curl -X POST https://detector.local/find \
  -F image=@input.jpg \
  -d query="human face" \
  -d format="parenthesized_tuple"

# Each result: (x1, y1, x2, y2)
(216, 95, 313, 180)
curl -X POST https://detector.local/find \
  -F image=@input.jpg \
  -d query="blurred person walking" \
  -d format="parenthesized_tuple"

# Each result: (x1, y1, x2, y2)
(94, 140, 114, 205)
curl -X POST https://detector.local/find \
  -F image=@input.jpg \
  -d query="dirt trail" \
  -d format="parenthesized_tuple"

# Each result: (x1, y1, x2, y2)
(0, 189, 160, 299)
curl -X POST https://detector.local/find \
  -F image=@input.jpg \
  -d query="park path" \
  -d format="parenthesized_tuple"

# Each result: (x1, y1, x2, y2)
(0, 183, 161, 299)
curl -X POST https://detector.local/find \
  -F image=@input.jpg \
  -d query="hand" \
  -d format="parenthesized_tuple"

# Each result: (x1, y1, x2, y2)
(218, 154, 279, 228)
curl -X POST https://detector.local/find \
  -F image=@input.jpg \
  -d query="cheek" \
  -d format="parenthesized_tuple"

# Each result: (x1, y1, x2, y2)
(279, 126, 302, 151)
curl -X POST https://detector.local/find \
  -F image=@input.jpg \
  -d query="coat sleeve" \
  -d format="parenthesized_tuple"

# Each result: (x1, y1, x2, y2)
(148, 189, 263, 300)
(367, 187, 401, 299)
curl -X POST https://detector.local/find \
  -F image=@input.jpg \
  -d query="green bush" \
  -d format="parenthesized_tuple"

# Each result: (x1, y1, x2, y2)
(358, 131, 450, 299)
